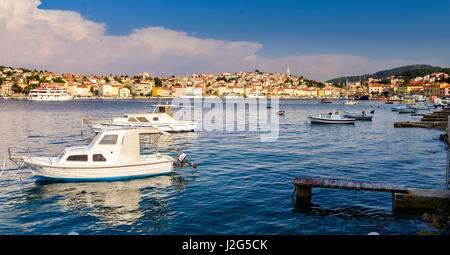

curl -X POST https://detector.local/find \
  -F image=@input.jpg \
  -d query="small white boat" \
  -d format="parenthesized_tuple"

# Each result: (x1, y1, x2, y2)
(343, 100, 358, 105)
(391, 105, 409, 111)
(0, 94, 10, 99)
(7, 127, 194, 181)
(247, 93, 266, 98)
(180, 92, 203, 99)
(223, 94, 243, 99)
(29, 88, 74, 101)
(408, 103, 428, 110)
(398, 108, 417, 114)
(84, 104, 197, 133)
(342, 111, 373, 120)
(308, 111, 355, 124)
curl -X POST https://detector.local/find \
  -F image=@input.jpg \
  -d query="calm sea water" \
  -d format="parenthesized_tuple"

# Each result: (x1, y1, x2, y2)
(0, 99, 448, 235)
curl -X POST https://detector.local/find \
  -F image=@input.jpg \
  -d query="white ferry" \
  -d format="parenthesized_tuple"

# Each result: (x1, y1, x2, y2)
(29, 89, 74, 101)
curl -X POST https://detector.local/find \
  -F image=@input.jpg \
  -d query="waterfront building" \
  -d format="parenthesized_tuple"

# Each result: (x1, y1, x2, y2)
(98, 84, 112, 97)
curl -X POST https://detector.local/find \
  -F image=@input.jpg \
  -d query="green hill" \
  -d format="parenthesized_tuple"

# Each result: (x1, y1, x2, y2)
(326, 64, 447, 83)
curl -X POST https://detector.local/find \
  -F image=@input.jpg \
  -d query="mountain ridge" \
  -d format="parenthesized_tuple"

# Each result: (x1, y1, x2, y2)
(326, 64, 447, 83)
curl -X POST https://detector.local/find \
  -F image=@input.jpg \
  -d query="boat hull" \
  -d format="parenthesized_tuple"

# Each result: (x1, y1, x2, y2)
(308, 116, 355, 124)
(24, 157, 174, 181)
(343, 115, 373, 120)
(29, 95, 74, 101)
(85, 120, 197, 133)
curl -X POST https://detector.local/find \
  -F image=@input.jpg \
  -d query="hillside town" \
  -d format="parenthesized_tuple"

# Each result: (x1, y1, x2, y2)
(0, 65, 449, 100)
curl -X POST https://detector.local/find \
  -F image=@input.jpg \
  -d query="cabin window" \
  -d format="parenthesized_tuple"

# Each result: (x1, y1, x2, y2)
(93, 154, 107, 162)
(128, 117, 138, 122)
(153, 117, 159, 121)
(66, 155, 88, 162)
(136, 117, 149, 122)
(157, 107, 166, 113)
(99, 135, 118, 145)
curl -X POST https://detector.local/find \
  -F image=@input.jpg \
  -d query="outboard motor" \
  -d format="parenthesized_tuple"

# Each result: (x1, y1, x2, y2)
(173, 147, 197, 169)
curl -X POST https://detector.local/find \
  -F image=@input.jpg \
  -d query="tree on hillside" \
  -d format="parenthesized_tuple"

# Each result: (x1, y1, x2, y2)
(154, 77, 163, 87)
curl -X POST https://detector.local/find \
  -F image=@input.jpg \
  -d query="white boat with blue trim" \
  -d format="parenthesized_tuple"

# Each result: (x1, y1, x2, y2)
(7, 127, 195, 181)
(308, 110, 355, 124)
(83, 104, 197, 133)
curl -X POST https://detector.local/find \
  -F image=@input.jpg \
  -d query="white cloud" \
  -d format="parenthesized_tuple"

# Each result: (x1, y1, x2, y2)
(0, 0, 437, 81)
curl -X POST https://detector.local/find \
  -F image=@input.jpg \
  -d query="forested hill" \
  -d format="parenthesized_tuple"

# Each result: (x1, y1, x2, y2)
(326, 64, 450, 83)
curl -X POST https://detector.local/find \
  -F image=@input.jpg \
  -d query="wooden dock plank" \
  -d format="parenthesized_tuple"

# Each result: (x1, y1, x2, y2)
(292, 177, 408, 193)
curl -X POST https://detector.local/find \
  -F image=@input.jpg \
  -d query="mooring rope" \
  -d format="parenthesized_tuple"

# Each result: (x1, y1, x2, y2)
(0, 157, 6, 178)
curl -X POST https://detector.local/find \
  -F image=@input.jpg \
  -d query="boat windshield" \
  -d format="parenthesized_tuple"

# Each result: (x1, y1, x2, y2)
(57, 151, 66, 160)
(89, 133, 103, 149)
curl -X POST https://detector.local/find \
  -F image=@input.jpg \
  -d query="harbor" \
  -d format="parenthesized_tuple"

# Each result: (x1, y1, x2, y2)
(0, 98, 449, 235)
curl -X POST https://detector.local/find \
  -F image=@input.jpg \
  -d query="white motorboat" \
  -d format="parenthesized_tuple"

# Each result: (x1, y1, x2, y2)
(223, 94, 243, 99)
(308, 111, 355, 124)
(180, 92, 203, 99)
(84, 104, 197, 133)
(247, 93, 266, 98)
(29, 88, 74, 101)
(0, 94, 10, 99)
(391, 105, 409, 111)
(342, 111, 373, 120)
(408, 103, 429, 110)
(343, 100, 358, 105)
(398, 108, 417, 114)
(7, 127, 195, 181)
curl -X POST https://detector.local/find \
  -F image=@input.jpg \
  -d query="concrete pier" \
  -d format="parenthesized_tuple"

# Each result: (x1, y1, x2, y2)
(293, 177, 450, 211)
(394, 108, 450, 131)
(393, 188, 450, 211)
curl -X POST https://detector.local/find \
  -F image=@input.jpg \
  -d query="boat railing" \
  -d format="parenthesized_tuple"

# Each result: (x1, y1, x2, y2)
(8, 146, 56, 166)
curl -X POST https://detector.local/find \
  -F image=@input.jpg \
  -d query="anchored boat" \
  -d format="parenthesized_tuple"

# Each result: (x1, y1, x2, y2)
(391, 105, 409, 111)
(84, 104, 197, 133)
(29, 88, 74, 101)
(308, 111, 355, 124)
(320, 99, 333, 104)
(342, 111, 373, 120)
(343, 100, 358, 105)
(7, 127, 196, 181)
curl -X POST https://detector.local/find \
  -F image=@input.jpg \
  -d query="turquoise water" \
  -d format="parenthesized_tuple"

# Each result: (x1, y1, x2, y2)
(0, 99, 448, 235)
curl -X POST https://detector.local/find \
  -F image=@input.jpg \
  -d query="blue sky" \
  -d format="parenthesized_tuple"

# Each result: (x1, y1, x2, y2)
(39, 0, 450, 63)
(1, 0, 449, 80)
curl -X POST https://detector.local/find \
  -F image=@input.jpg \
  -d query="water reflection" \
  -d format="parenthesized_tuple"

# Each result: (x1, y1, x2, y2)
(23, 174, 186, 227)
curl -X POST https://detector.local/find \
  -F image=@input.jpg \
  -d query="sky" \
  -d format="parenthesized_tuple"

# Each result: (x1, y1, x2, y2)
(1, 0, 449, 81)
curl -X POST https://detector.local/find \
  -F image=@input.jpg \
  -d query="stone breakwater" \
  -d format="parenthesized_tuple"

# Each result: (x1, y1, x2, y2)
(394, 108, 450, 131)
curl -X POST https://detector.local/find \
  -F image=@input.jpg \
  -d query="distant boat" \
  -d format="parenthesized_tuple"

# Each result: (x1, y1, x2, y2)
(385, 101, 394, 104)
(278, 111, 285, 116)
(308, 111, 355, 124)
(320, 99, 333, 104)
(343, 100, 357, 105)
(358, 95, 370, 100)
(391, 105, 408, 111)
(29, 88, 74, 101)
(223, 94, 242, 99)
(247, 93, 266, 98)
(180, 93, 203, 99)
(398, 108, 417, 114)
(342, 111, 373, 120)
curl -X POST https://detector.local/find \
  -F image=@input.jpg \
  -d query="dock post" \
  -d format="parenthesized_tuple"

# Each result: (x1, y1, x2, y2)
(294, 185, 312, 208)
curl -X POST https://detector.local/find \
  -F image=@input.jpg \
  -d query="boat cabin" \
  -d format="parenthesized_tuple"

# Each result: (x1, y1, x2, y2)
(151, 104, 175, 117)
(56, 128, 162, 166)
